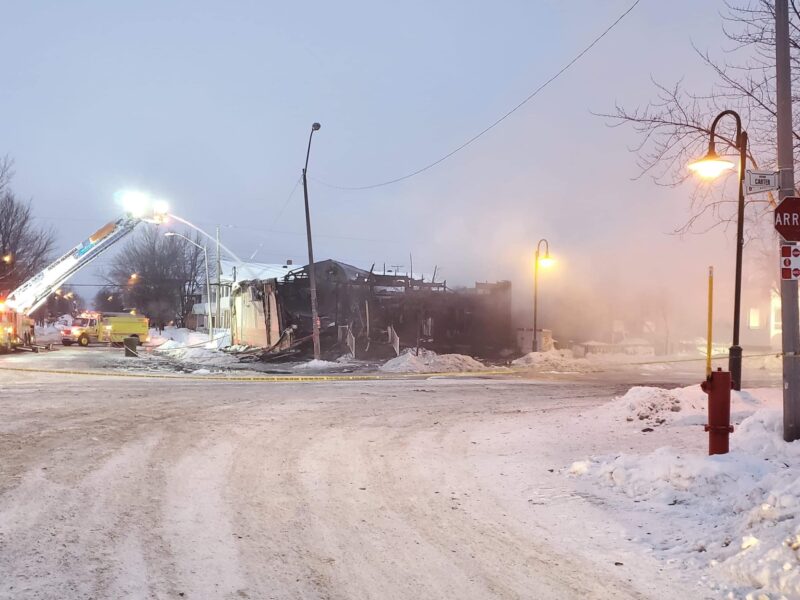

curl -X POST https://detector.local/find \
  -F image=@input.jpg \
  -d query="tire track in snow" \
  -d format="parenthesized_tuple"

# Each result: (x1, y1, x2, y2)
(162, 440, 248, 599)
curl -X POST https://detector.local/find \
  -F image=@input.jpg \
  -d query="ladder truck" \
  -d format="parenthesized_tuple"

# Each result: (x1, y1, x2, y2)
(0, 206, 165, 352)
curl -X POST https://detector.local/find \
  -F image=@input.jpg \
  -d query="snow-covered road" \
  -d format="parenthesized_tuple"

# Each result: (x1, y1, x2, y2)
(0, 358, 710, 600)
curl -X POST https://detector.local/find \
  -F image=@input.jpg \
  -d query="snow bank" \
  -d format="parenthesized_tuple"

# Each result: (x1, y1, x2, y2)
(604, 385, 763, 429)
(512, 349, 600, 373)
(147, 326, 230, 349)
(292, 360, 340, 371)
(34, 314, 72, 343)
(604, 385, 704, 428)
(34, 323, 62, 343)
(572, 386, 800, 598)
(149, 327, 237, 368)
(379, 348, 486, 373)
(153, 345, 239, 368)
(510, 348, 670, 373)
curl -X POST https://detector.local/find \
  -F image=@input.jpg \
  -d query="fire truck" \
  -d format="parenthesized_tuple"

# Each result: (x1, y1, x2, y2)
(0, 300, 34, 352)
(60, 311, 149, 346)
(0, 199, 166, 353)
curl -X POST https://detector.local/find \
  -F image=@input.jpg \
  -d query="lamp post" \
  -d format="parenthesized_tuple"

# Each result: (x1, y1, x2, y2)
(165, 232, 213, 342)
(688, 110, 747, 391)
(533, 238, 554, 353)
(302, 122, 322, 360)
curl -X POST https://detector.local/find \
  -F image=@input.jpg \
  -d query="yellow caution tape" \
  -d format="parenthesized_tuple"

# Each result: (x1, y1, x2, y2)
(0, 350, 783, 383)
(0, 363, 516, 382)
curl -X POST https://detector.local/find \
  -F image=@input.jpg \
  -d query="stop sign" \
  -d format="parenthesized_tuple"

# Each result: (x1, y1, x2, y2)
(775, 197, 800, 241)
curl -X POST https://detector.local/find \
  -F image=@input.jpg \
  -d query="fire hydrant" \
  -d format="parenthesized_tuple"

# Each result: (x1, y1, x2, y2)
(700, 368, 734, 455)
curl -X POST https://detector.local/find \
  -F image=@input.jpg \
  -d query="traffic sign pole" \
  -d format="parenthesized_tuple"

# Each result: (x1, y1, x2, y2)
(776, 0, 800, 443)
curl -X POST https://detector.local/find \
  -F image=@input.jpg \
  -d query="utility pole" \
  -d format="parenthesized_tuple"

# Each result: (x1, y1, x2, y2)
(302, 122, 322, 360)
(216, 225, 221, 337)
(776, 0, 800, 442)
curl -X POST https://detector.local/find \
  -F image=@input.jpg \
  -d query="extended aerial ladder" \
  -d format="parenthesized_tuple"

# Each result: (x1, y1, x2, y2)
(6, 215, 142, 316)
(0, 195, 168, 351)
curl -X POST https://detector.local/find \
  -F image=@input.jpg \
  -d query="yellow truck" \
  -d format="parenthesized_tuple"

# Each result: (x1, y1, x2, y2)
(61, 311, 149, 347)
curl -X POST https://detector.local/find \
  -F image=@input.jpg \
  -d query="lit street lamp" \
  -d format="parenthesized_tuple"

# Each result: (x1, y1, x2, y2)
(688, 110, 747, 391)
(533, 239, 554, 353)
(165, 232, 213, 342)
(302, 122, 322, 360)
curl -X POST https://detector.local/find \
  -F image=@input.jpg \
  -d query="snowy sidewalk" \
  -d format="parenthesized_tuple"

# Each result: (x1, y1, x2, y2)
(569, 385, 799, 598)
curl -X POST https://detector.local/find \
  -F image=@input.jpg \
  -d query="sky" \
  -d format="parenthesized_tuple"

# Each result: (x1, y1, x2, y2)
(0, 1, 753, 338)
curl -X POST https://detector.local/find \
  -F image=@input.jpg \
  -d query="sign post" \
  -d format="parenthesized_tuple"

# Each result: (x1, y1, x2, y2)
(776, 0, 800, 443)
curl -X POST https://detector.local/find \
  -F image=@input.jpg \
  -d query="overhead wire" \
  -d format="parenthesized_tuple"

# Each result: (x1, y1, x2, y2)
(267, 177, 302, 231)
(312, 0, 641, 191)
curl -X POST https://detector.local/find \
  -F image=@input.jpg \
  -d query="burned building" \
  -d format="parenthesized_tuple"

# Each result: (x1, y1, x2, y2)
(230, 259, 514, 360)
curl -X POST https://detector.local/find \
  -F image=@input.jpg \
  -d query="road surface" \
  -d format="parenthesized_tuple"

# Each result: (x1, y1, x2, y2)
(0, 348, 732, 598)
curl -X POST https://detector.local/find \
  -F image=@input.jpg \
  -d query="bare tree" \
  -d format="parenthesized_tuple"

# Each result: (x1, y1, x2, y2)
(596, 1, 800, 236)
(93, 287, 125, 313)
(30, 286, 83, 324)
(105, 227, 205, 326)
(0, 156, 57, 291)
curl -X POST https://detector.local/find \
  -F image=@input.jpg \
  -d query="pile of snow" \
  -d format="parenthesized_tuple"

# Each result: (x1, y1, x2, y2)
(379, 348, 486, 373)
(571, 386, 800, 598)
(147, 326, 230, 349)
(604, 385, 761, 429)
(605, 386, 697, 427)
(153, 345, 239, 368)
(34, 314, 72, 343)
(511, 349, 600, 373)
(292, 359, 341, 371)
(149, 327, 237, 368)
(34, 323, 62, 343)
(54, 314, 73, 327)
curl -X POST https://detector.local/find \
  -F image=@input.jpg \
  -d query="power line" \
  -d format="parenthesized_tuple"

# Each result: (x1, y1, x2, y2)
(312, 0, 641, 191)
(268, 177, 302, 230)
(192, 218, 398, 243)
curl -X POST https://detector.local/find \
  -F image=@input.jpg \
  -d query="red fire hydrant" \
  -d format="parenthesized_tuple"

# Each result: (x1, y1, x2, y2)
(700, 368, 734, 455)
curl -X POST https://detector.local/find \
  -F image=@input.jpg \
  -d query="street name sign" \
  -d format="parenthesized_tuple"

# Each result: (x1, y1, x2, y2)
(746, 170, 779, 195)
(781, 244, 800, 280)
(775, 197, 800, 241)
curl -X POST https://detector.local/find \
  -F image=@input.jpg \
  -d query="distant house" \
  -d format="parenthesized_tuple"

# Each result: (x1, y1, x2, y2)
(742, 285, 781, 351)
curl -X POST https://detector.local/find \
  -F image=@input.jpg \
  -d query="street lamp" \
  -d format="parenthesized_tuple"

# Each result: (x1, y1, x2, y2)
(302, 122, 322, 360)
(533, 238, 553, 353)
(688, 110, 748, 391)
(165, 232, 213, 342)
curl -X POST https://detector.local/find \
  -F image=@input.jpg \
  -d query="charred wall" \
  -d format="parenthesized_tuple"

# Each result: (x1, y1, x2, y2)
(230, 260, 514, 360)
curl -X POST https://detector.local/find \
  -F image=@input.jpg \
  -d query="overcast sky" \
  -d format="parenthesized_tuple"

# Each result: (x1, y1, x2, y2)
(1, 1, 747, 330)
